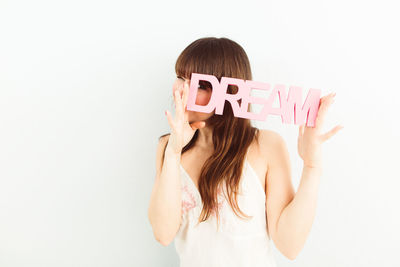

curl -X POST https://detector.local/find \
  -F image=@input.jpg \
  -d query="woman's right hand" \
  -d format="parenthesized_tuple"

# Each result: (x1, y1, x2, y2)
(165, 80, 206, 154)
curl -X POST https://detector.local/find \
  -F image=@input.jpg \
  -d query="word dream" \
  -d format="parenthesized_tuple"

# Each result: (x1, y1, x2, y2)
(186, 73, 322, 127)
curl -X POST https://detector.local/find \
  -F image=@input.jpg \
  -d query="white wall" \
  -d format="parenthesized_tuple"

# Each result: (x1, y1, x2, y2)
(0, 0, 399, 266)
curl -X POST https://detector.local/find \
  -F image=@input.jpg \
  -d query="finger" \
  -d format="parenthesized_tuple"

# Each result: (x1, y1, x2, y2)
(299, 124, 305, 136)
(174, 88, 184, 118)
(320, 92, 335, 101)
(183, 81, 190, 123)
(314, 93, 335, 131)
(172, 86, 178, 109)
(320, 125, 344, 142)
(184, 107, 189, 123)
(183, 80, 189, 109)
(165, 110, 174, 128)
(178, 82, 186, 116)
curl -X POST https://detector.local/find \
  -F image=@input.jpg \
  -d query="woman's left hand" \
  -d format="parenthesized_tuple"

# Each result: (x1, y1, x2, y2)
(297, 92, 344, 168)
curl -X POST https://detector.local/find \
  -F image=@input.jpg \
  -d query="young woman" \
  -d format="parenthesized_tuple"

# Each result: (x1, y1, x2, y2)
(148, 37, 343, 266)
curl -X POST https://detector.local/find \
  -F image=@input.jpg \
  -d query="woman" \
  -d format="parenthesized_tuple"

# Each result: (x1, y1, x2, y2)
(148, 37, 343, 266)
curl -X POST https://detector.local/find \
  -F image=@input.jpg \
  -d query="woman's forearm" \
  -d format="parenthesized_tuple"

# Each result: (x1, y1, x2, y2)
(275, 164, 322, 259)
(148, 143, 182, 246)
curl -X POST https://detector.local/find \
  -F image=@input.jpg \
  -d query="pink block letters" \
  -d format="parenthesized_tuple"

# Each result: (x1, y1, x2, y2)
(187, 73, 321, 127)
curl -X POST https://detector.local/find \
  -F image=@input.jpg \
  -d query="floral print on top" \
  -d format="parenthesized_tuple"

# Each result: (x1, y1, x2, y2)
(181, 184, 197, 214)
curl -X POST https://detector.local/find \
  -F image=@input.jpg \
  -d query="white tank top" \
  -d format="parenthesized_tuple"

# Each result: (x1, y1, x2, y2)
(174, 152, 277, 267)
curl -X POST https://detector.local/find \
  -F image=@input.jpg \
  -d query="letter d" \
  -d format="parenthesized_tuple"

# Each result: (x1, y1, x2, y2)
(186, 73, 220, 114)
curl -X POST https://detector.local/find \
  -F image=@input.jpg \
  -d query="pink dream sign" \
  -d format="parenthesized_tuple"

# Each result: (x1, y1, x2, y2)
(186, 73, 322, 127)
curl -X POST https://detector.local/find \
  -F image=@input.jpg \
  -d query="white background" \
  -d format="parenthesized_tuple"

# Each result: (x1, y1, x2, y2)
(0, 0, 399, 266)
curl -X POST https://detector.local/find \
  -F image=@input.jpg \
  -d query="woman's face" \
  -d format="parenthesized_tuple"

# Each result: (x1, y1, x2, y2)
(172, 75, 215, 123)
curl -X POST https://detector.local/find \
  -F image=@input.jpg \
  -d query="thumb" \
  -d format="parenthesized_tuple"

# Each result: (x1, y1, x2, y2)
(299, 124, 305, 137)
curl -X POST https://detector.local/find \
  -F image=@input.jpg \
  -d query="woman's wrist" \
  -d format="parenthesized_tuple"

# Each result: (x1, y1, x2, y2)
(303, 162, 322, 171)
(165, 143, 182, 158)
(302, 159, 322, 169)
(303, 164, 322, 169)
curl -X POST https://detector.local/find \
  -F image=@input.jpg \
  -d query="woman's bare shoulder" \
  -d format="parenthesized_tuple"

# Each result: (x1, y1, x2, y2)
(257, 129, 286, 158)
(257, 129, 284, 146)
(158, 133, 170, 143)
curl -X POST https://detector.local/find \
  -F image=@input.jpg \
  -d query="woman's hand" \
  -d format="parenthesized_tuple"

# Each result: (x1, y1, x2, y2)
(165, 80, 206, 154)
(297, 92, 344, 168)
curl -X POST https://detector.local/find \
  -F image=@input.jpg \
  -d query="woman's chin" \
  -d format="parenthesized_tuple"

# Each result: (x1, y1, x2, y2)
(187, 111, 214, 123)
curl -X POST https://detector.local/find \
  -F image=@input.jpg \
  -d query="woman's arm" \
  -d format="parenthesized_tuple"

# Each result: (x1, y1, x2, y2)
(148, 135, 182, 246)
(268, 140, 322, 260)
(278, 164, 322, 257)
(263, 131, 299, 260)
(265, 92, 342, 260)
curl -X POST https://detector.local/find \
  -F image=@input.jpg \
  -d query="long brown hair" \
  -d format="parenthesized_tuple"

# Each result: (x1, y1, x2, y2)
(160, 37, 260, 229)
